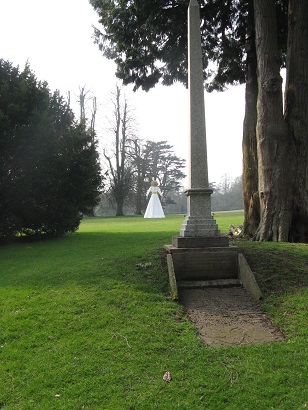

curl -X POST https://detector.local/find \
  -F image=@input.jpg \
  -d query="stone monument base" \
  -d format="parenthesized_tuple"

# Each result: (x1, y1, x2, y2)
(172, 235, 229, 248)
(165, 245, 238, 281)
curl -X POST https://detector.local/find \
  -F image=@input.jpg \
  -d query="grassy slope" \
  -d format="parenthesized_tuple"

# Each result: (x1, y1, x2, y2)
(0, 214, 307, 409)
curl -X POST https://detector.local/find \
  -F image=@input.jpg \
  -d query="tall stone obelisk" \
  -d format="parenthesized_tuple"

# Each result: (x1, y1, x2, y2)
(174, 0, 226, 247)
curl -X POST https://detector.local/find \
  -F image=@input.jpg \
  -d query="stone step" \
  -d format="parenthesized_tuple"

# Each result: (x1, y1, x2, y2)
(178, 279, 242, 289)
(172, 236, 229, 248)
(166, 247, 239, 281)
(165, 249, 263, 302)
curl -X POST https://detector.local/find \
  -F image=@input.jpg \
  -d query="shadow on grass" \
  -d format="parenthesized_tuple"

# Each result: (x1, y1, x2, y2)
(0, 230, 174, 299)
(2, 228, 306, 301)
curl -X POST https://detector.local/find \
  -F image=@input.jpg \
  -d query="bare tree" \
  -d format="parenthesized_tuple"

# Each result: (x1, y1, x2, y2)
(78, 86, 90, 122)
(90, 96, 97, 134)
(103, 86, 136, 216)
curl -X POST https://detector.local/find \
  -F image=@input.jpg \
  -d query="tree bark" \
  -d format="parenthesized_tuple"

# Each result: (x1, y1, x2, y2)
(133, 139, 144, 215)
(284, 0, 308, 242)
(254, 0, 292, 241)
(242, 0, 260, 237)
(116, 196, 124, 216)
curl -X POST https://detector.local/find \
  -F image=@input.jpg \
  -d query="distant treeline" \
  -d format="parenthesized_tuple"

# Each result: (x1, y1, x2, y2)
(95, 174, 243, 216)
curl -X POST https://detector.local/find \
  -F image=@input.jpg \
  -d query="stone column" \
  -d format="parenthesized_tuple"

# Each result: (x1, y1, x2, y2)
(177, 0, 222, 242)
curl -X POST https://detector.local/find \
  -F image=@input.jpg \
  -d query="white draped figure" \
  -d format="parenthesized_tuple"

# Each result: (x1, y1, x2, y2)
(144, 180, 165, 218)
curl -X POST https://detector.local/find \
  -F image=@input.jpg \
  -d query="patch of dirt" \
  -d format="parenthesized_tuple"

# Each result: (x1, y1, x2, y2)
(179, 286, 284, 346)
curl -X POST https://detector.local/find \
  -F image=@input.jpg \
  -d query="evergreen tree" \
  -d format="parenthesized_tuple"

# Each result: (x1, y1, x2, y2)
(131, 140, 186, 213)
(90, 0, 247, 91)
(0, 60, 102, 239)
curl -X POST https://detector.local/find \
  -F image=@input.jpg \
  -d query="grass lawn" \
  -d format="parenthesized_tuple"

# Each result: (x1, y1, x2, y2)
(0, 213, 307, 409)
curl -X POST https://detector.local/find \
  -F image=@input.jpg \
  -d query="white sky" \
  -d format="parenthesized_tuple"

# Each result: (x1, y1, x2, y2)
(0, 0, 245, 186)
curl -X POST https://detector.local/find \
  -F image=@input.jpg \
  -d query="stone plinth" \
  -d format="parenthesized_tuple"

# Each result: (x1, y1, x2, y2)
(179, 188, 222, 238)
(180, 216, 219, 237)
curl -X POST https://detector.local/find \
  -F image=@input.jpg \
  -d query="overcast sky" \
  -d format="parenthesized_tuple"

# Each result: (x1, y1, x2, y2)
(0, 0, 245, 186)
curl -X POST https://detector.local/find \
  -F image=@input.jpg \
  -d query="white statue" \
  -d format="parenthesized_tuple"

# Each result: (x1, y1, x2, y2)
(144, 179, 165, 218)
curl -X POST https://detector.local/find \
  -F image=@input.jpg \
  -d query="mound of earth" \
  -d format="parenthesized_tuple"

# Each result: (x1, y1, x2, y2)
(179, 287, 284, 346)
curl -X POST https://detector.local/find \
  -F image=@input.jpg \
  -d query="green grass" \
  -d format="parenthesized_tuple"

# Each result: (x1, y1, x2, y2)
(0, 213, 307, 409)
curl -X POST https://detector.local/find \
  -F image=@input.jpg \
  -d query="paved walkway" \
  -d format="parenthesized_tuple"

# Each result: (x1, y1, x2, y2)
(179, 287, 284, 346)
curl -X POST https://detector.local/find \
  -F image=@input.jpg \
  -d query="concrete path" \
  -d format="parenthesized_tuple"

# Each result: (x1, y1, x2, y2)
(179, 287, 284, 346)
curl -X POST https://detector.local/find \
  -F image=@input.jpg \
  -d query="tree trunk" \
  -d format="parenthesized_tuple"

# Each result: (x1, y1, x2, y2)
(242, 0, 260, 237)
(135, 170, 143, 215)
(284, 0, 308, 242)
(116, 201, 124, 216)
(104, 86, 134, 216)
(132, 139, 144, 215)
(254, 0, 292, 241)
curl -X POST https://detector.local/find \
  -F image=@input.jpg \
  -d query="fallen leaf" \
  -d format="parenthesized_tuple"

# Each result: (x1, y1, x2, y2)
(163, 371, 172, 382)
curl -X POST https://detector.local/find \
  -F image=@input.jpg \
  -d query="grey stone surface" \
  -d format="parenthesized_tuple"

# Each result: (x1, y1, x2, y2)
(178, 279, 242, 288)
(187, 0, 209, 189)
(180, 216, 219, 237)
(166, 254, 179, 301)
(165, 246, 240, 281)
(172, 235, 229, 248)
(165, 246, 263, 303)
(238, 253, 263, 301)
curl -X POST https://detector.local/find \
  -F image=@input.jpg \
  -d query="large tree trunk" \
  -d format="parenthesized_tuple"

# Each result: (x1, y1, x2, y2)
(284, 0, 308, 242)
(254, 0, 292, 241)
(242, 0, 260, 237)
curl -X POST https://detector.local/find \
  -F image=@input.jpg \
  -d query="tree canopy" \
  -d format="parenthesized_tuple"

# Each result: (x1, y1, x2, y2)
(0, 60, 103, 240)
(90, 0, 250, 91)
(90, 0, 288, 92)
